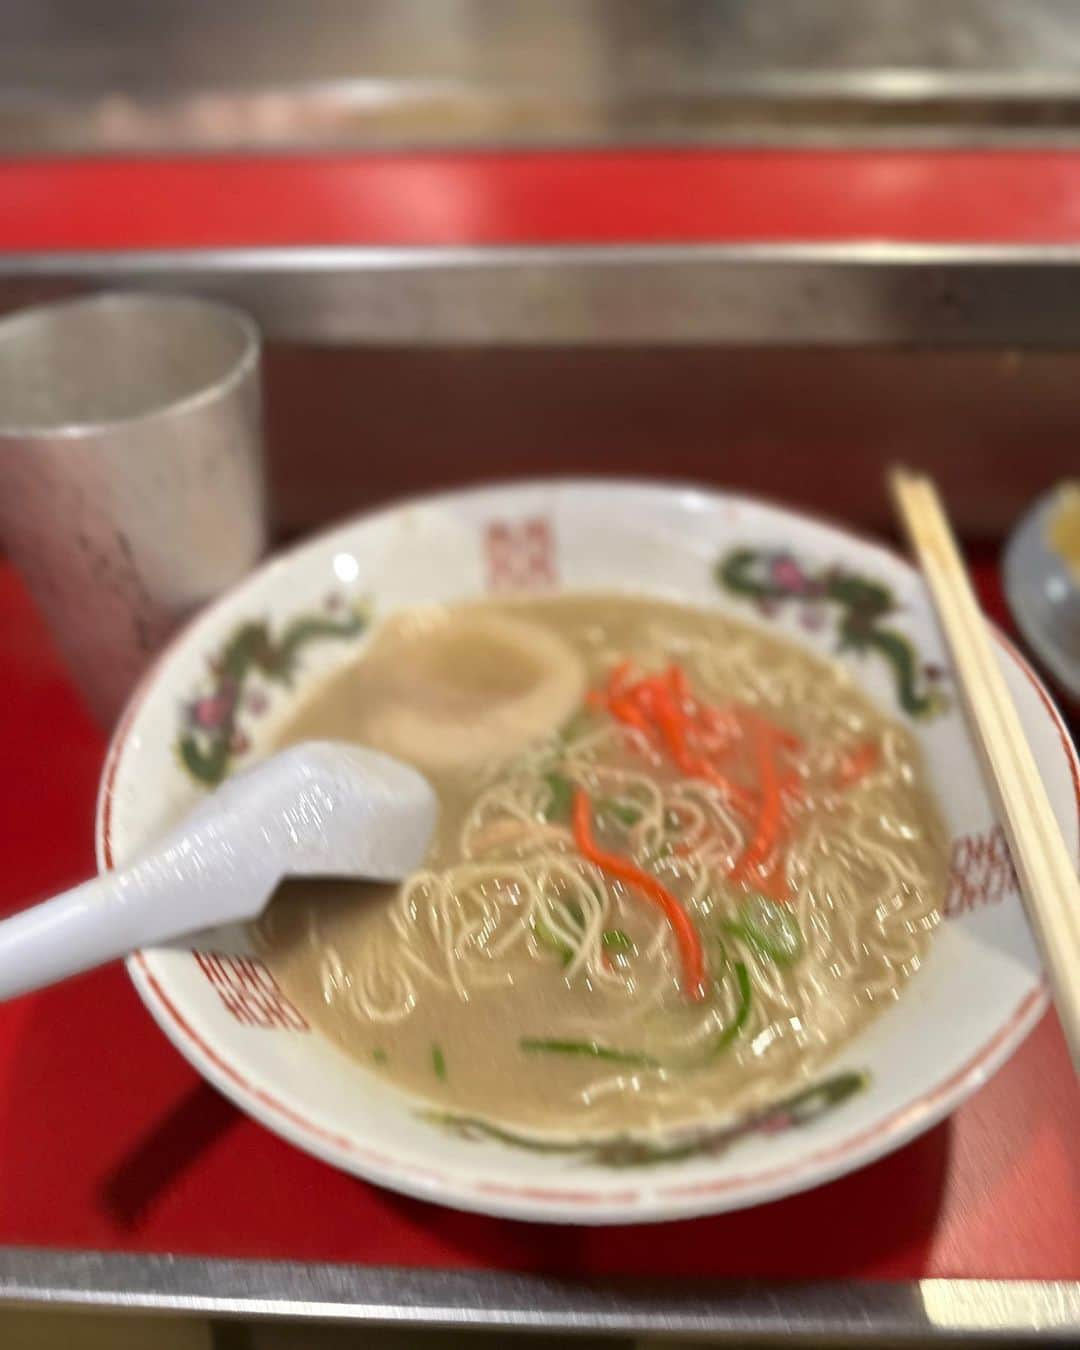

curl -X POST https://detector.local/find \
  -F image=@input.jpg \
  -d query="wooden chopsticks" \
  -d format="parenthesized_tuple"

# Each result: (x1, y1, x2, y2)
(890, 468, 1080, 1073)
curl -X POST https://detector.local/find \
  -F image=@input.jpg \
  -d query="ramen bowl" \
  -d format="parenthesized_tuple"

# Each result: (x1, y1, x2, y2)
(97, 481, 1078, 1224)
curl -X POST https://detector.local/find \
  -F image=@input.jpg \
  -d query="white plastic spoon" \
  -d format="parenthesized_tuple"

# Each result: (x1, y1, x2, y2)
(0, 741, 437, 1002)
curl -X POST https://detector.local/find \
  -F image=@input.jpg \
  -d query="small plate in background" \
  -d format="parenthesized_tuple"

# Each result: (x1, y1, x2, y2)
(1004, 484, 1080, 705)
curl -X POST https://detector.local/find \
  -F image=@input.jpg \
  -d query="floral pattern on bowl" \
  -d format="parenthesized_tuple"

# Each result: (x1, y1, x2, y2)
(177, 597, 370, 785)
(428, 1069, 868, 1167)
(716, 547, 950, 718)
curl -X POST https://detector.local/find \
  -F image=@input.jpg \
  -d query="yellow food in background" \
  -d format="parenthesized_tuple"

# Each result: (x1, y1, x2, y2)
(1047, 482, 1080, 581)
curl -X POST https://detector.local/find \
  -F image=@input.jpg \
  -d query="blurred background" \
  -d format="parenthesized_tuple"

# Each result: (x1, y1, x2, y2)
(2, 0, 1080, 542)
(9, 0, 1080, 152)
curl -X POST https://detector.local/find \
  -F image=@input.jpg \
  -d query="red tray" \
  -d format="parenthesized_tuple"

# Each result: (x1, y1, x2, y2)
(9, 150, 1080, 250)
(0, 555, 1076, 1286)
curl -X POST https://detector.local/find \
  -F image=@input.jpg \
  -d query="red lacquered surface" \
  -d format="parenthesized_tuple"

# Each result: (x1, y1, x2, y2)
(6, 150, 1080, 249)
(0, 557, 1076, 1278)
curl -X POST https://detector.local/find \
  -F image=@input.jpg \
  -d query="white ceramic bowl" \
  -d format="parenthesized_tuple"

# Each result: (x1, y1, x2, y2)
(97, 481, 1078, 1224)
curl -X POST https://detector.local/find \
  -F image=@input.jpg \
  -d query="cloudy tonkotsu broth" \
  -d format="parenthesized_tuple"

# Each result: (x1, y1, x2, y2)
(256, 594, 947, 1137)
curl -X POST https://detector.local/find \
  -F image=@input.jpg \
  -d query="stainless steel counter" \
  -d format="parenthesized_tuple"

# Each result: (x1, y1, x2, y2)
(1, 243, 1078, 538)
(6, 0, 1080, 151)
(5, 242, 1080, 347)
(0, 1250, 1077, 1343)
